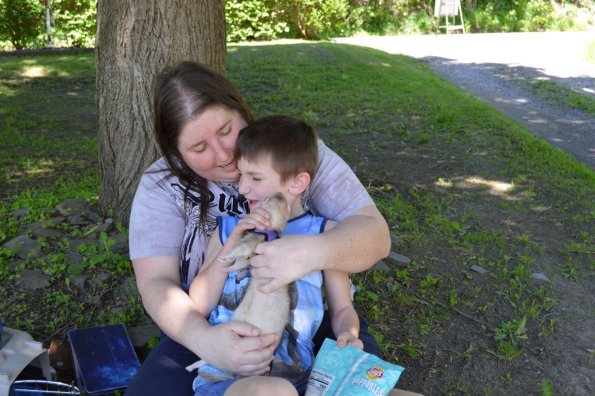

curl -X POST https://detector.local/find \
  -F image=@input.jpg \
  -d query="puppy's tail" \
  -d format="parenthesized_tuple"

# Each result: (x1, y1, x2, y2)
(185, 359, 206, 372)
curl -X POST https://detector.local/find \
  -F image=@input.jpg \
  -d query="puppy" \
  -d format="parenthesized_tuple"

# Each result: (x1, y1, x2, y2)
(186, 193, 291, 374)
(222, 193, 291, 336)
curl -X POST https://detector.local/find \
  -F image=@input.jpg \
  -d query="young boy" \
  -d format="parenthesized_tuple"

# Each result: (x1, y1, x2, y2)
(189, 115, 363, 396)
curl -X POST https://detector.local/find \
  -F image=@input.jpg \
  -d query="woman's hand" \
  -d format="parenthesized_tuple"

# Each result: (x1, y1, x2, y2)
(335, 332, 363, 350)
(198, 321, 278, 376)
(133, 256, 277, 376)
(250, 233, 318, 293)
(250, 205, 391, 293)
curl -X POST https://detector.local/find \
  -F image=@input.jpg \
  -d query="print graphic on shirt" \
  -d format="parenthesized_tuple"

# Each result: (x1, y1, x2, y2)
(218, 267, 250, 311)
(215, 190, 247, 216)
(170, 182, 248, 288)
(180, 225, 200, 287)
(269, 281, 304, 381)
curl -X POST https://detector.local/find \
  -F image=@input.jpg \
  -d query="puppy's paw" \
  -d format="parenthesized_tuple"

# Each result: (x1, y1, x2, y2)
(220, 233, 264, 271)
(222, 256, 251, 272)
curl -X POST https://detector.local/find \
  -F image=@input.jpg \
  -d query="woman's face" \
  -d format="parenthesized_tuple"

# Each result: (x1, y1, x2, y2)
(177, 105, 247, 183)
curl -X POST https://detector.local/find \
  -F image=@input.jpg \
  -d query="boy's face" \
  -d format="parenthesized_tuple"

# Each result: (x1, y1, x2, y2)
(237, 154, 292, 210)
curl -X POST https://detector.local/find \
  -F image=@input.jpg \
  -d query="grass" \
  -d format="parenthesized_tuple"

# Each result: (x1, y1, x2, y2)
(1, 42, 594, 394)
(530, 79, 595, 116)
(0, 54, 98, 214)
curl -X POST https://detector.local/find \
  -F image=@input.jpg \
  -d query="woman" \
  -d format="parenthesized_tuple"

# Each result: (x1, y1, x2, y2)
(125, 61, 391, 395)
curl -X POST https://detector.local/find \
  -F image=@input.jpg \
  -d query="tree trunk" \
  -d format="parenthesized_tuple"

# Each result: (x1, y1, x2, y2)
(96, 0, 226, 223)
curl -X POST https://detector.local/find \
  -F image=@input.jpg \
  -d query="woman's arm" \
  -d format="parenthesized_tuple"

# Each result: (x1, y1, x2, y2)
(324, 269, 363, 349)
(318, 203, 390, 272)
(251, 204, 390, 292)
(250, 141, 390, 292)
(132, 256, 277, 376)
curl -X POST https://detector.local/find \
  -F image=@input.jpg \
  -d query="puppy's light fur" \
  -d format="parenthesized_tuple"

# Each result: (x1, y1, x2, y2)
(222, 193, 291, 336)
(186, 193, 291, 374)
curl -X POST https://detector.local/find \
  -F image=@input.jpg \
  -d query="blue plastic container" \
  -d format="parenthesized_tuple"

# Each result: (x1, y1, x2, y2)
(9, 380, 80, 395)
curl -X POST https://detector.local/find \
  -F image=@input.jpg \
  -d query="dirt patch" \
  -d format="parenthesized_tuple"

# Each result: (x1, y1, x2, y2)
(323, 101, 594, 394)
(348, 136, 594, 395)
(324, 38, 594, 395)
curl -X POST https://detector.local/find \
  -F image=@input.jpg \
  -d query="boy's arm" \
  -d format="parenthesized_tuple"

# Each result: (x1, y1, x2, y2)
(189, 226, 230, 317)
(324, 268, 363, 349)
(190, 210, 274, 317)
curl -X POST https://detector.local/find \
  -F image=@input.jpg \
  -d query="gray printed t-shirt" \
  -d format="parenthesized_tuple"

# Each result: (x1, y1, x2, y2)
(128, 140, 373, 291)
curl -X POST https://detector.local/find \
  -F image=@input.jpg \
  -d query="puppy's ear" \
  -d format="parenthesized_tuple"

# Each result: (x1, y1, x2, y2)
(287, 172, 310, 196)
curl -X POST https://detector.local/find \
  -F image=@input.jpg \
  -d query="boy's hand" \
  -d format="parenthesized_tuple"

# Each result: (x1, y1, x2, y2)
(336, 332, 363, 350)
(226, 207, 272, 246)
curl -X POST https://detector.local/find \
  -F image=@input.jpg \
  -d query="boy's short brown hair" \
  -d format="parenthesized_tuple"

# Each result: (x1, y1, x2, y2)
(236, 115, 318, 182)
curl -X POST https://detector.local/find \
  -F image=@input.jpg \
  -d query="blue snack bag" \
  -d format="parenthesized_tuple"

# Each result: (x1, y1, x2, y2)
(306, 338, 405, 396)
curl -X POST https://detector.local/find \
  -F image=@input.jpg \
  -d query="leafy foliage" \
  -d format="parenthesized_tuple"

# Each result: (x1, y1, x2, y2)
(277, 0, 354, 39)
(0, 1, 593, 49)
(0, 0, 44, 49)
(51, 0, 97, 47)
(226, 0, 289, 42)
(226, 0, 354, 40)
(0, 0, 96, 49)
(465, 0, 567, 32)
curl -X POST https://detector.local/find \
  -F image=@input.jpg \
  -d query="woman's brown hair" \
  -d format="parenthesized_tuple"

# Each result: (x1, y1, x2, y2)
(153, 61, 254, 225)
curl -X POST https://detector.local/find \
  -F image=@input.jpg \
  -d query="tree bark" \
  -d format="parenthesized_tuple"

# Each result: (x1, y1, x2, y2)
(96, 0, 226, 223)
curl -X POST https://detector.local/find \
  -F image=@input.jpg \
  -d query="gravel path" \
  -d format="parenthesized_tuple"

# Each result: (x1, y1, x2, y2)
(335, 32, 595, 168)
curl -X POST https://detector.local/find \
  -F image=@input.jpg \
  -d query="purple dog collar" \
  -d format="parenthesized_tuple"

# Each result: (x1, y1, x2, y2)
(251, 229, 280, 242)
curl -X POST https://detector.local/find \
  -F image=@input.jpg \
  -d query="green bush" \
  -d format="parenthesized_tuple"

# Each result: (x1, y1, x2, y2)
(401, 11, 435, 34)
(465, 2, 499, 32)
(278, 0, 353, 39)
(523, 0, 555, 31)
(226, 0, 289, 42)
(0, 0, 95, 49)
(226, 0, 356, 41)
(0, 0, 45, 49)
(350, 4, 399, 35)
(52, 0, 96, 47)
(0, 0, 591, 50)
(465, 0, 562, 32)
(549, 5, 578, 31)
